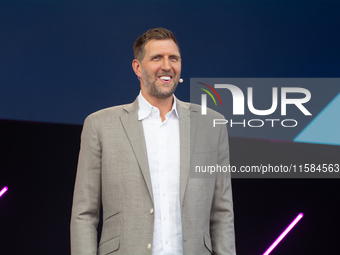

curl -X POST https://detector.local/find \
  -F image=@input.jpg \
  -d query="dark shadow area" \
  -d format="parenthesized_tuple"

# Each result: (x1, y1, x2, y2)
(0, 120, 339, 254)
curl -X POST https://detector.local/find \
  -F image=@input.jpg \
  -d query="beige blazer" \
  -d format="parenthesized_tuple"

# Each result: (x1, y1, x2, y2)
(70, 98, 236, 255)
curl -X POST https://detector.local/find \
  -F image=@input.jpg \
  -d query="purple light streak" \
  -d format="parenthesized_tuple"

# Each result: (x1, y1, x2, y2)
(0, 186, 8, 198)
(263, 213, 303, 255)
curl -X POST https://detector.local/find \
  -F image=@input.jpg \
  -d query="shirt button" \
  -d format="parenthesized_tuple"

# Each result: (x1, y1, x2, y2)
(147, 243, 152, 249)
(161, 169, 165, 172)
(165, 241, 168, 244)
(150, 208, 154, 214)
(163, 193, 165, 196)
(164, 217, 167, 220)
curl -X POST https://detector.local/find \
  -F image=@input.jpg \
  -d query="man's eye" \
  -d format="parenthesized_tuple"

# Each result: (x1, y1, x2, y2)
(170, 57, 179, 61)
(152, 56, 160, 60)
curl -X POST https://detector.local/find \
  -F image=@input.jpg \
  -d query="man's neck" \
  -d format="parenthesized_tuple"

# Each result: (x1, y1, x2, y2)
(141, 90, 174, 122)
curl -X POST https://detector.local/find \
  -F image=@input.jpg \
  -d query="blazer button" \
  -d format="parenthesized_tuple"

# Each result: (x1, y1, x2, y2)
(147, 243, 152, 249)
(150, 208, 154, 214)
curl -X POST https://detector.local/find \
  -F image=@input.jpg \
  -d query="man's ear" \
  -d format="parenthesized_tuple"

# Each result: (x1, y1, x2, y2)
(132, 59, 142, 78)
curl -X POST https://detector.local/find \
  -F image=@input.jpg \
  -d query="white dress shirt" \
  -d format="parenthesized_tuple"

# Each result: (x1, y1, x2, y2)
(138, 92, 183, 255)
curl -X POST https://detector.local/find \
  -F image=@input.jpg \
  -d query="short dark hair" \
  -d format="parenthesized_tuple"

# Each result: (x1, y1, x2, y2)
(133, 27, 180, 62)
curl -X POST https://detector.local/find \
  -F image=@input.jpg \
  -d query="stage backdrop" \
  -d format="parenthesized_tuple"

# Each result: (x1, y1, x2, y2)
(1, 0, 339, 127)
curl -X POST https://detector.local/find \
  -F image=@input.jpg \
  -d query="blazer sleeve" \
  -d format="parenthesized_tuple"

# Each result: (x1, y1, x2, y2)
(210, 123, 237, 255)
(70, 115, 101, 255)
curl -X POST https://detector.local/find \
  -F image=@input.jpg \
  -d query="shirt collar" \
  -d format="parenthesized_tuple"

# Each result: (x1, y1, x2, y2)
(138, 91, 179, 121)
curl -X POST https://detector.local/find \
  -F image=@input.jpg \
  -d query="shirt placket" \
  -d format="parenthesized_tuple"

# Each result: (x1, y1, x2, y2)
(158, 118, 171, 254)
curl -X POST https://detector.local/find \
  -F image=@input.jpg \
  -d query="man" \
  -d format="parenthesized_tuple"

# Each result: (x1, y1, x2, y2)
(71, 28, 236, 255)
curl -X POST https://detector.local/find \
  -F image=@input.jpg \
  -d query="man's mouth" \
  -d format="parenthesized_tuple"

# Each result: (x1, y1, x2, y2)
(158, 75, 173, 83)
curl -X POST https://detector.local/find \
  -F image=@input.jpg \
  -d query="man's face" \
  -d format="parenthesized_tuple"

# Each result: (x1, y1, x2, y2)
(138, 39, 181, 100)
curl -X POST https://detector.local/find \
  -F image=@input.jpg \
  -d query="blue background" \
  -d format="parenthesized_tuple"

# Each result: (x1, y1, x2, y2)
(1, 0, 339, 125)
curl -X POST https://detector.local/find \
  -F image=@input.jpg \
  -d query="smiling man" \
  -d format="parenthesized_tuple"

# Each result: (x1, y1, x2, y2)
(136, 39, 181, 98)
(71, 28, 236, 255)
(133, 30, 182, 121)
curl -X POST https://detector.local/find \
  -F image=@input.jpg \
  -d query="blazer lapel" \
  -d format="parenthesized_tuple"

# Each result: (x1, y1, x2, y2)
(177, 100, 197, 207)
(120, 97, 197, 207)
(120, 98, 154, 204)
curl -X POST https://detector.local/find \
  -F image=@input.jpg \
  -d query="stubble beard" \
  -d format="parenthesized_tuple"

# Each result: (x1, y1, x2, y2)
(141, 66, 180, 100)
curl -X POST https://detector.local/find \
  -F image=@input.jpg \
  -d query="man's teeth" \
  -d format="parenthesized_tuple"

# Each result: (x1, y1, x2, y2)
(159, 76, 171, 81)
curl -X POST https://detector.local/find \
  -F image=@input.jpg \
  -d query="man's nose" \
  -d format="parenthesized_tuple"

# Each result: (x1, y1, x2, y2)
(161, 58, 171, 71)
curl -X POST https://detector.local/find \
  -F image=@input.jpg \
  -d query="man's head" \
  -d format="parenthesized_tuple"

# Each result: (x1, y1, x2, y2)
(132, 28, 181, 101)
(133, 27, 180, 62)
